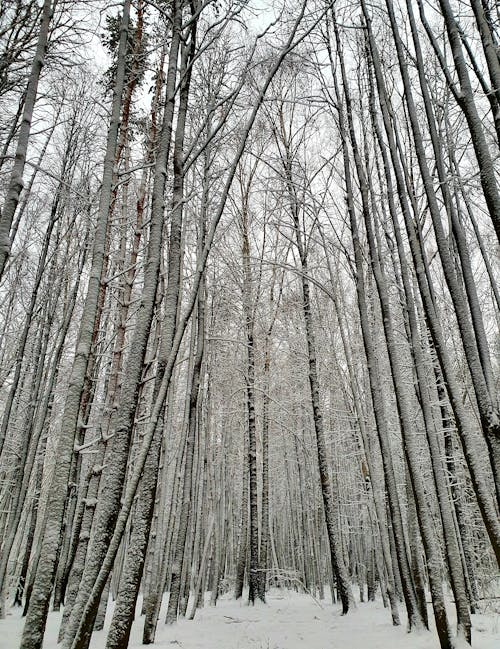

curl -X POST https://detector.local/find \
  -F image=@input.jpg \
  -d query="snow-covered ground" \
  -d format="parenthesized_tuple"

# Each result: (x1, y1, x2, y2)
(3, 590, 499, 649)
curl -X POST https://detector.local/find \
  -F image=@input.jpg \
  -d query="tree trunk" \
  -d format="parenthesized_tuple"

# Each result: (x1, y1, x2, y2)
(361, 0, 500, 566)
(234, 429, 249, 600)
(432, 0, 500, 242)
(63, 8, 314, 645)
(106, 13, 192, 646)
(240, 177, 263, 605)
(330, 15, 422, 627)
(19, 5, 131, 648)
(401, 0, 500, 500)
(286, 149, 353, 615)
(365, 45, 471, 641)
(0, 0, 53, 278)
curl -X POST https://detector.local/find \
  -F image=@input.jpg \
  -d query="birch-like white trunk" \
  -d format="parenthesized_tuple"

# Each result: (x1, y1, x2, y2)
(63, 7, 320, 646)
(331, 17, 422, 626)
(19, 4, 131, 648)
(288, 161, 353, 615)
(363, 0, 500, 566)
(0, 0, 53, 278)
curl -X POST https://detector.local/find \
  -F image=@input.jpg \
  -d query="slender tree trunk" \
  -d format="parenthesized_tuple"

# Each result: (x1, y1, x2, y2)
(469, 0, 500, 139)
(234, 428, 249, 600)
(188, 514, 215, 619)
(257, 334, 271, 601)
(64, 8, 314, 646)
(330, 16, 422, 628)
(318, 221, 400, 626)
(0, 296, 53, 615)
(13, 463, 43, 609)
(365, 49, 471, 642)
(286, 151, 352, 614)
(162, 30, 199, 628)
(106, 16, 192, 647)
(433, 0, 500, 242)
(240, 181, 263, 605)
(400, 0, 500, 499)
(0, 108, 74, 461)
(0, 0, 53, 278)
(9, 239, 86, 612)
(344, 15, 453, 645)
(19, 6, 131, 648)
(361, 0, 500, 565)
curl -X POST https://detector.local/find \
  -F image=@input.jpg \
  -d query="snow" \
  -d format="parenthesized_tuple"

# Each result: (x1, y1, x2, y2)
(2, 590, 498, 649)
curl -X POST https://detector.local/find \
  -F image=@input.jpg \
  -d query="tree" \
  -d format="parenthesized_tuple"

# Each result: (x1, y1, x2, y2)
(19, 4, 131, 647)
(0, 0, 53, 278)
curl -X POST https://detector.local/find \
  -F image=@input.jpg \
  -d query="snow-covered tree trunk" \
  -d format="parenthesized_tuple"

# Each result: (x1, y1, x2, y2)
(59, 7, 184, 649)
(19, 4, 131, 648)
(0, 0, 53, 279)
(0, 186, 63, 613)
(162, 29, 199, 628)
(363, 0, 500, 566)
(343, 17, 453, 644)
(257, 331, 271, 601)
(430, 0, 500, 242)
(398, 0, 500, 498)
(110, 17, 195, 643)
(236, 165, 264, 606)
(365, 54, 471, 641)
(331, 19, 422, 627)
(468, 0, 500, 141)
(317, 216, 401, 625)
(288, 158, 353, 615)
(234, 425, 249, 600)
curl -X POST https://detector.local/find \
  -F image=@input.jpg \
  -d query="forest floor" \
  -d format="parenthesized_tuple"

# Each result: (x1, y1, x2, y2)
(3, 589, 499, 649)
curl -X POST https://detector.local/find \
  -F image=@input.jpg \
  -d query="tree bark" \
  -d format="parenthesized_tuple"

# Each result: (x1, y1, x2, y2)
(361, 0, 500, 566)
(63, 7, 316, 645)
(0, 0, 53, 278)
(19, 5, 131, 648)
(330, 15, 422, 628)
(286, 149, 353, 615)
